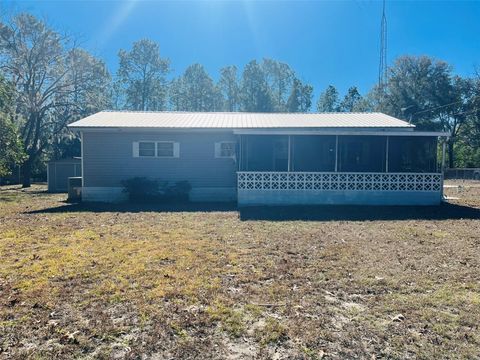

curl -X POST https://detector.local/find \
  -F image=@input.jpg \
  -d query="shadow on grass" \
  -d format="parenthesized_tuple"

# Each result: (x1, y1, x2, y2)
(0, 186, 49, 196)
(0, 194, 20, 202)
(25, 200, 480, 221)
(0, 188, 48, 202)
(26, 201, 239, 214)
(239, 202, 480, 221)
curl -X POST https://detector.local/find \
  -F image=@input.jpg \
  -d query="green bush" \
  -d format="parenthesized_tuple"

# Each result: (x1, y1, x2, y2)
(121, 177, 191, 203)
(166, 180, 191, 202)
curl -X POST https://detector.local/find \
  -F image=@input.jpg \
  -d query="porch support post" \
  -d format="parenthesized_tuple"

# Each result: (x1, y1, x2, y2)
(246, 136, 249, 171)
(288, 135, 291, 172)
(385, 136, 389, 172)
(334, 135, 339, 172)
(441, 138, 446, 172)
(238, 135, 242, 171)
(441, 138, 446, 200)
(80, 131, 84, 188)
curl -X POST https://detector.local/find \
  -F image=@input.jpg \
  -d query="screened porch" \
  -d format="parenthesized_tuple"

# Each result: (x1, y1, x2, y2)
(236, 133, 446, 206)
(238, 134, 439, 173)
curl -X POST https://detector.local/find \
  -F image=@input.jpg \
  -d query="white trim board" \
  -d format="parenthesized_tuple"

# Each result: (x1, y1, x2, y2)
(233, 130, 449, 137)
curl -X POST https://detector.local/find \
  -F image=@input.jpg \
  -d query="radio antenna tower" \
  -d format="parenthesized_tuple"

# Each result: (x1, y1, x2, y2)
(378, 0, 387, 89)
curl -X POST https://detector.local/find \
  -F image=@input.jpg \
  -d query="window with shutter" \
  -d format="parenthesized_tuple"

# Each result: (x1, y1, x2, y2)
(134, 141, 179, 158)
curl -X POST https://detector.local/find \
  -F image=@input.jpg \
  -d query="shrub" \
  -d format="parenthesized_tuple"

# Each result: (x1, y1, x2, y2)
(121, 177, 161, 203)
(165, 180, 191, 202)
(121, 177, 191, 203)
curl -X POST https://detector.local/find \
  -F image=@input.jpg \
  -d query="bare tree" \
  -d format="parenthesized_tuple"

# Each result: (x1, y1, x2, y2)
(0, 13, 110, 186)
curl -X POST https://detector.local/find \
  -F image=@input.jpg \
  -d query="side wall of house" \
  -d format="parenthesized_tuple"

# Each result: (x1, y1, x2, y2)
(81, 130, 237, 202)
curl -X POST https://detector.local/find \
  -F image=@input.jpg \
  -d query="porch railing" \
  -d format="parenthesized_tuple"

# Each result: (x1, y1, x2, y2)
(237, 172, 443, 192)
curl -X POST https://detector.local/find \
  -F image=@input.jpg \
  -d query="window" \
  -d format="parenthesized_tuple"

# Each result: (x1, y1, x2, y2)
(134, 141, 179, 158)
(215, 142, 236, 158)
(157, 142, 174, 157)
(139, 142, 155, 157)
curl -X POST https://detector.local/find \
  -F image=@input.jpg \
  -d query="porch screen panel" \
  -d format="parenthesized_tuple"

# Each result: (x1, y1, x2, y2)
(292, 135, 336, 171)
(338, 136, 386, 172)
(243, 135, 288, 171)
(388, 136, 437, 173)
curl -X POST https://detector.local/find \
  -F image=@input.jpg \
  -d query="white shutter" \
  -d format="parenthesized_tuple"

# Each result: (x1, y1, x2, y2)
(173, 142, 180, 158)
(214, 142, 221, 158)
(132, 142, 139, 157)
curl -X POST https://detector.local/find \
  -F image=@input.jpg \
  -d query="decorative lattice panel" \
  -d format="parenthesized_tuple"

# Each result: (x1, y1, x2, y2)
(237, 172, 442, 192)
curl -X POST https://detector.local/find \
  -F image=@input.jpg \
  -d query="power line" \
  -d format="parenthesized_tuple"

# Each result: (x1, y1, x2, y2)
(411, 94, 480, 116)
(412, 100, 467, 116)
(449, 108, 480, 118)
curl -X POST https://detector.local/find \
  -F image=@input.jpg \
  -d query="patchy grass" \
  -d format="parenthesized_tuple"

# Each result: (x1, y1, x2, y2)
(0, 184, 479, 359)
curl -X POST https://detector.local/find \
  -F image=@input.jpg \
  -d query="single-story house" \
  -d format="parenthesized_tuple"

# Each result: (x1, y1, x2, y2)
(68, 111, 449, 206)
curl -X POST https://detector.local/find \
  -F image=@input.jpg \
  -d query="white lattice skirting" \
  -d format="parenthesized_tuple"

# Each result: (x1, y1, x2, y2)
(237, 172, 443, 206)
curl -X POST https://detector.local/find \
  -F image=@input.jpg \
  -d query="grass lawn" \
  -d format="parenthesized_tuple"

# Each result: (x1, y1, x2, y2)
(1, 183, 480, 359)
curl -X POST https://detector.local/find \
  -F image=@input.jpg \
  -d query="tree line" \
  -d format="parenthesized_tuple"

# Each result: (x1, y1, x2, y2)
(114, 39, 313, 113)
(0, 13, 479, 186)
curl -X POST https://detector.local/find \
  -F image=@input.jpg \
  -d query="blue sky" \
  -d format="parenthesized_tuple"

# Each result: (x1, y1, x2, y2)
(3, 0, 480, 100)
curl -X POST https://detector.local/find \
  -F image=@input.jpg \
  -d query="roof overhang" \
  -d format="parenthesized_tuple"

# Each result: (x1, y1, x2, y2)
(233, 129, 450, 137)
(69, 127, 244, 133)
(69, 126, 449, 137)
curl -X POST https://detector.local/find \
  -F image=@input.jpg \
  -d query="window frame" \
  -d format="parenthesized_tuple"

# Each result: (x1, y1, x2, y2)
(138, 141, 156, 157)
(215, 141, 237, 159)
(135, 141, 179, 158)
(156, 141, 175, 158)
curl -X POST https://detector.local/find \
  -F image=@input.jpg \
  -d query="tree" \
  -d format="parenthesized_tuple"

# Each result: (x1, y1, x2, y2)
(338, 86, 363, 112)
(169, 64, 222, 112)
(218, 65, 239, 111)
(0, 13, 110, 186)
(182, 64, 221, 111)
(0, 72, 12, 111)
(50, 48, 111, 160)
(117, 39, 169, 111)
(0, 75, 24, 177)
(445, 76, 480, 168)
(378, 56, 455, 129)
(464, 76, 480, 151)
(436, 76, 477, 168)
(286, 78, 313, 112)
(169, 77, 186, 111)
(240, 60, 274, 112)
(262, 58, 295, 111)
(375, 56, 471, 167)
(67, 49, 111, 117)
(0, 113, 25, 177)
(316, 85, 339, 112)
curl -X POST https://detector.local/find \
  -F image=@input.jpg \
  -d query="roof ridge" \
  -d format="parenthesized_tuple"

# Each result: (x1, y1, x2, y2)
(101, 110, 383, 115)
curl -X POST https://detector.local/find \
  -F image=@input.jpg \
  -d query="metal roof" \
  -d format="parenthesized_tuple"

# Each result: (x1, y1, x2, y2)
(68, 111, 415, 130)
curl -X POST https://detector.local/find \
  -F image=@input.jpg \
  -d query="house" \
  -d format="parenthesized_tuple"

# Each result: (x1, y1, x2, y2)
(68, 111, 449, 206)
